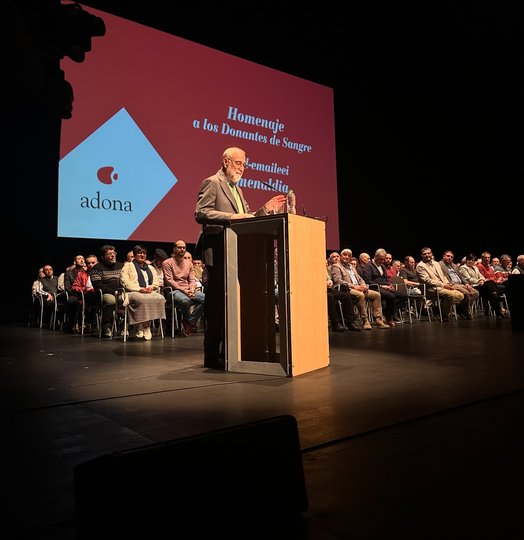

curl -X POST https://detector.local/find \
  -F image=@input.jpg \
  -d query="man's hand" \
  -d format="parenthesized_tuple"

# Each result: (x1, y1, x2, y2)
(264, 194, 287, 213)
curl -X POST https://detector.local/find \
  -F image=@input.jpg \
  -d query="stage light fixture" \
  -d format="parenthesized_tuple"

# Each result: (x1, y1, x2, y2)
(54, 2, 106, 63)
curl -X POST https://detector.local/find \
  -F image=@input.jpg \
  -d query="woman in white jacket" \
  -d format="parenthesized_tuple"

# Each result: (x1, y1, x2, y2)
(120, 245, 166, 340)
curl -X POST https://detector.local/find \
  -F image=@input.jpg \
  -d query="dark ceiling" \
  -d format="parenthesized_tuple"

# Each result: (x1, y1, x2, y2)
(9, 0, 524, 261)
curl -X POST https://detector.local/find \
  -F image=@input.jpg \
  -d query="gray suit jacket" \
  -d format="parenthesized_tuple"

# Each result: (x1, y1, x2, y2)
(195, 169, 266, 229)
(194, 169, 265, 264)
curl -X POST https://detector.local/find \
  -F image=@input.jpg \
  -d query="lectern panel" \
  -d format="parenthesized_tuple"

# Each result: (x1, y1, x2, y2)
(287, 214, 330, 375)
(226, 214, 329, 376)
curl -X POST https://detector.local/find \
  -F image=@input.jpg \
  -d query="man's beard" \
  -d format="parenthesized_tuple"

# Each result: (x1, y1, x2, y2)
(227, 171, 242, 183)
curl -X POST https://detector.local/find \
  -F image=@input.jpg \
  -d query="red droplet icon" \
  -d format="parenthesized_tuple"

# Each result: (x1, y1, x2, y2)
(97, 166, 118, 184)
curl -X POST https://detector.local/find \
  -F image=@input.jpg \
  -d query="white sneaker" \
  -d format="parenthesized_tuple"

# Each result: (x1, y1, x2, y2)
(143, 327, 152, 341)
(136, 330, 144, 339)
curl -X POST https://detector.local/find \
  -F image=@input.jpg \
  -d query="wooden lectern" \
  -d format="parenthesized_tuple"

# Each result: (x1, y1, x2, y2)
(224, 213, 329, 376)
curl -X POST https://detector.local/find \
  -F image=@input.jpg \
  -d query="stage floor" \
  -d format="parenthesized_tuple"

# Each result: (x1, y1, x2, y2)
(2, 317, 523, 539)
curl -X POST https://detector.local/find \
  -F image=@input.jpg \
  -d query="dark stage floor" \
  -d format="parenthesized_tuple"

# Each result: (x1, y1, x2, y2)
(2, 317, 524, 539)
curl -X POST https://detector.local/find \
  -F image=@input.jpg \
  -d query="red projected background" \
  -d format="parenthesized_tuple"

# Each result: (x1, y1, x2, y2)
(60, 6, 339, 248)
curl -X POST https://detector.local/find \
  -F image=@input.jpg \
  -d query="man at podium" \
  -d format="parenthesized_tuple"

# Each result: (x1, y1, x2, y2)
(195, 147, 286, 369)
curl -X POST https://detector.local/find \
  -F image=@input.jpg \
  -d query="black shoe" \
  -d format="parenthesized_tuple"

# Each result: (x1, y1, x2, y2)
(347, 322, 362, 332)
(333, 323, 346, 332)
(204, 358, 225, 370)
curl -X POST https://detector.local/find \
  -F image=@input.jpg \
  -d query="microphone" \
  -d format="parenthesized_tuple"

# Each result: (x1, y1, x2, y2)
(302, 204, 327, 222)
(260, 180, 281, 192)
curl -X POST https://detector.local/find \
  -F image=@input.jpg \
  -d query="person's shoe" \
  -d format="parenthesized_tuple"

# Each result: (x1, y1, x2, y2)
(136, 329, 144, 339)
(204, 357, 225, 370)
(373, 318, 390, 329)
(347, 322, 362, 331)
(182, 319, 192, 337)
(103, 327, 112, 338)
(333, 323, 346, 332)
(362, 320, 373, 330)
(143, 327, 152, 340)
(386, 319, 396, 327)
(190, 324, 199, 333)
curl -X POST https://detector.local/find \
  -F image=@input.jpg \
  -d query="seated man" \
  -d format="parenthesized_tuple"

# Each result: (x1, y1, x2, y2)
(416, 247, 464, 321)
(39, 264, 63, 327)
(439, 250, 478, 319)
(329, 250, 389, 329)
(477, 252, 508, 316)
(162, 240, 205, 336)
(361, 248, 408, 327)
(90, 245, 124, 337)
(327, 270, 360, 332)
(399, 255, 422, 295)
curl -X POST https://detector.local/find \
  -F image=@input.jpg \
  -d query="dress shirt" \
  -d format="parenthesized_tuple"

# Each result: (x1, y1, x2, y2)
(447, 266, 462, 284)
(347, 265, 360, 285)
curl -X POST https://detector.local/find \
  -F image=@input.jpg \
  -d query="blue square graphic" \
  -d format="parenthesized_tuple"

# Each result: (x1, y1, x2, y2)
(58, 107, 178, 239)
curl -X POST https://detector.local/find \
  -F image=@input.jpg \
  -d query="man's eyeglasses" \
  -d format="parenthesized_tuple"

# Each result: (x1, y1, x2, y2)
(175, 246, 186, 250)
(227, 158, 246, 168)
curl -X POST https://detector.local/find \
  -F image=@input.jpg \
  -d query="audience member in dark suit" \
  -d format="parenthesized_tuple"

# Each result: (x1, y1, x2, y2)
(362, 248, 408, 326)
(194, 147, 286, 369)
(39, 264, 60, 325)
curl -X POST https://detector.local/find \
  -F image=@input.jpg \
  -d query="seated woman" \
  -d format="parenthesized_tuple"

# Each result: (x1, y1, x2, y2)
(120, 245, 166, 340)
